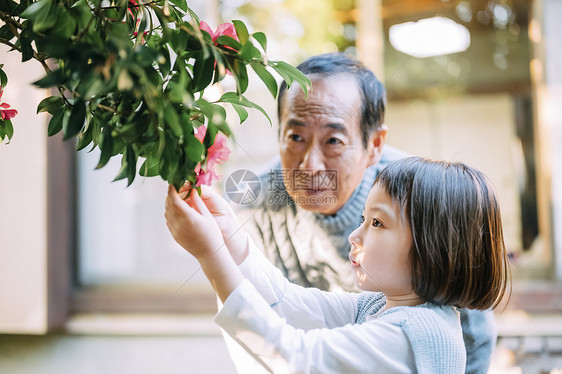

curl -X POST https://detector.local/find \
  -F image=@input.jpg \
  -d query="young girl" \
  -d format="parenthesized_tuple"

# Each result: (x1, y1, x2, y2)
(165, 157, 510, 373)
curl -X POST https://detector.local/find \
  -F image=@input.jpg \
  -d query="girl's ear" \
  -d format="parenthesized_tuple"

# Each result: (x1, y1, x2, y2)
(366, 124, 388, 167)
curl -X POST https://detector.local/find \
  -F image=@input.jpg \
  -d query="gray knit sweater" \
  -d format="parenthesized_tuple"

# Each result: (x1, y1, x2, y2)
(235, 145, 497, 374)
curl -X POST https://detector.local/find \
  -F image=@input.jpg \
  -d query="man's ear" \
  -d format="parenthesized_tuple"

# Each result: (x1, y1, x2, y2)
(366, 124, 388, 167)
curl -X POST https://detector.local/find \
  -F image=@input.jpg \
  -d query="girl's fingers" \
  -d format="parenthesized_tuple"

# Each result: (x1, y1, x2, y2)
(190, 189, 213, 217)
(167, 185, 194, 218)
(178, 181, 192, 200)
(168, 184, 211, 220)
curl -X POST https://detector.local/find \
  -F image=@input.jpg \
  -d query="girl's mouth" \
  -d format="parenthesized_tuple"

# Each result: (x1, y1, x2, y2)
(348, 252, 360, 267)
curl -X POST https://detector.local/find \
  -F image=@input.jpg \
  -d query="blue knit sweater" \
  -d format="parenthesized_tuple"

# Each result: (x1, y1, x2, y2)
(356, 293, 466, 373)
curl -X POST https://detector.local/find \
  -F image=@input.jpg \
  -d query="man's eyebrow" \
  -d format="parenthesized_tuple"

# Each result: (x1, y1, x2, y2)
(326, 122, 348, 134)
(286, 120, 348, 134)
(286, 119, 306, 128)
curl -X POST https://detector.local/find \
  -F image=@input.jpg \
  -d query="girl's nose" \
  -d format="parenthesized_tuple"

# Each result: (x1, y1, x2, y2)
(348, 226, 362, 247)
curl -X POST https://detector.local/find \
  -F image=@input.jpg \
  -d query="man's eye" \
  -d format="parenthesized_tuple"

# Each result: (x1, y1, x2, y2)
(327, 137, 342, 145)
(289, 134, 303, 142)
(372, 219, 382, 228)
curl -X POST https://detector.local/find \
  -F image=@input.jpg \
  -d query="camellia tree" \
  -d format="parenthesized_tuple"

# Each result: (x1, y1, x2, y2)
(0, 0, 310, 189)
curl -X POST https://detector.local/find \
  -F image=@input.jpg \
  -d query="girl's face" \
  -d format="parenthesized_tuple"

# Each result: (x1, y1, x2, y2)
(348, 184, 419, 307)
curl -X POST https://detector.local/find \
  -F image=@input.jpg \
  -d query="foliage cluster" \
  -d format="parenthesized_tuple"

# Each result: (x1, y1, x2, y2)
(0, 0, 310, 188)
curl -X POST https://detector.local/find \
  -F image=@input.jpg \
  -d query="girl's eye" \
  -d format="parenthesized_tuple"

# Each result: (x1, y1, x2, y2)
(372, 219, 382, 228)
(360, 215, 365, 224)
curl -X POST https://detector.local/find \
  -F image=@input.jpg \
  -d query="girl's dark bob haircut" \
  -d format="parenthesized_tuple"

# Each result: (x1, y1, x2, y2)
(375, 157, 511, 310)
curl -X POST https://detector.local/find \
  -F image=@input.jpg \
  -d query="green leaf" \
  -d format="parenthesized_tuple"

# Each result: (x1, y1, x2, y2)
(227, 60, 248, 94)
(37, 96, 64, 114)
(215, 35, 241, 52)
(64, 99, 86, 139)
(203, 121, 218, 149)
(0, 0, 18, 14)
(186, 6, 200, 24)
(251, 63, 278, 99)
(6, 119, 13, 140)
(47, 108, 65, 136)
(69, 0, 92, 29)
(232, 20, 249, 45)
(0, 68, 7, 87)
(0, 119, 14, 142)
(252, 32, 267, 51)
(218, 92, 272, 125)
(210, 48, 227, 83)
(169, 0, 188, 12)
(113, 146, 137, 186)
(33, 69, 65, 88)
(96, 128, 114, 169)
(231, 103, 248, 124)
(0, 24, 14, 42)
(35, 35, 70, 59)
(140, 157, 160, 177)
(76, 118, 93, 151)
(238, 41, 260, 60)
(51, 6, 77, 39)
(183, 132, 203, 167)
(158, 46, 171, 77)
(162, 102, 182, 138)
(20, 0, 52, 19)
(192, 53, 215, 92)
(134, 11, 149, 48)
(20, 31, 34, 62)
(271, 61, 311, 98)
(24, 0, 58, 33)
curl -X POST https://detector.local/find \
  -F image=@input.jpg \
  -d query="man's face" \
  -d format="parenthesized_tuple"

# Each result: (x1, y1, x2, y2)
(278, 74, 381, 215)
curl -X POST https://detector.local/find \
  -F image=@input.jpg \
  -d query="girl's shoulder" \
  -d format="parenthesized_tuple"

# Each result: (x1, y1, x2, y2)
(379, 303, 466, 373)
(381, 303, 459, 326)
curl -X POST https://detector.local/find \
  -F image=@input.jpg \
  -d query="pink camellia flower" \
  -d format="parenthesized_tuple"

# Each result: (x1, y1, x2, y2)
(199, 21, 240, 75)
(199, 21, 239, 45)
(0, 87, 17, 121)
(193, 125, 231, 186)
(194, 163, 218, 187)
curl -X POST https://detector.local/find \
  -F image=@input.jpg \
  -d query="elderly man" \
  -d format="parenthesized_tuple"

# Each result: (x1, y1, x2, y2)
(231, 52, 496, 373)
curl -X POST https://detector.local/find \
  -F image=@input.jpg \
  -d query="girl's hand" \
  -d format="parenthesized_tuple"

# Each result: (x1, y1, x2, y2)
(165, 184, 245, 302)
(198, 186, 249, 265)
(165, 184, 225, 262)
(177, 183, 249, 265)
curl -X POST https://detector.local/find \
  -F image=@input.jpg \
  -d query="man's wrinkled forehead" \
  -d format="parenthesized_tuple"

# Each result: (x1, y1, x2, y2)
(281, 74, 360, 116)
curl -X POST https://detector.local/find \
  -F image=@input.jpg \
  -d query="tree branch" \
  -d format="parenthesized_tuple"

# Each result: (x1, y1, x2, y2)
(0, 10, 25, 30)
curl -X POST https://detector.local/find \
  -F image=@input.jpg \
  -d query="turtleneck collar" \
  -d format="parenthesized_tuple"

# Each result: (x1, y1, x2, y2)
(311, 165, 376, 233)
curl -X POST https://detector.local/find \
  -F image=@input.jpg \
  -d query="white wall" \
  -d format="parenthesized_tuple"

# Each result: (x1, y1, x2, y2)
(386, 94, 523, 253)
(0, 45, 49, 333)
(540, 0, 562, 279)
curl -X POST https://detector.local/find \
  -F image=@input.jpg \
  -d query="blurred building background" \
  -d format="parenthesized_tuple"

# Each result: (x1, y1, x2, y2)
(1, 0, 562, 373)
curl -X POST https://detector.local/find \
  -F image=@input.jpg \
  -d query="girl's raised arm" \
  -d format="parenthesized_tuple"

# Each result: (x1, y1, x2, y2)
(165, 185, 244, 303)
